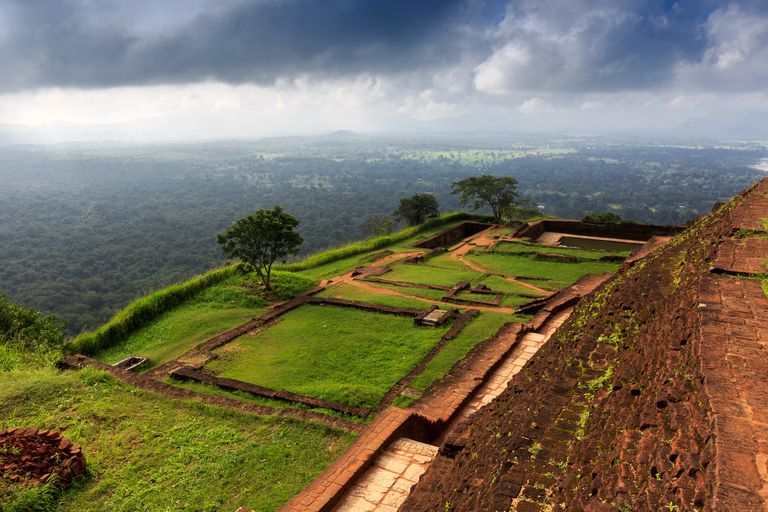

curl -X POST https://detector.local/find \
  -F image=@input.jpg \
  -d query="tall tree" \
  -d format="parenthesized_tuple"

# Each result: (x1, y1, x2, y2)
(360, 213, 395, 238)
(393, 193, 439, 226)
(504, 198, 541, 222)
(216, 206, 303, 291)
(451, 175, 520, 224)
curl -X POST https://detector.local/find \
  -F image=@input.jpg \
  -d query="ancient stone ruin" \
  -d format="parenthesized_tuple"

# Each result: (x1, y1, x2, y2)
(0, 427, 86, 487)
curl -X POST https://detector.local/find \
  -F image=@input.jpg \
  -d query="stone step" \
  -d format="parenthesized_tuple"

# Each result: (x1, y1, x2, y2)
(332, 438, 439, 512)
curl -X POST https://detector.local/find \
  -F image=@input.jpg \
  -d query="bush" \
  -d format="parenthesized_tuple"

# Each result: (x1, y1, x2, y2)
(65, 213, 491, 357)
(66, 265, 239, 356)
(276, 212, 492, 272)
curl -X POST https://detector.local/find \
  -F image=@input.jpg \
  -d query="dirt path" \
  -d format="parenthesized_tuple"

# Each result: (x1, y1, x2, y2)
(323, 270, 516, 314)
(448, 227, 551, 295)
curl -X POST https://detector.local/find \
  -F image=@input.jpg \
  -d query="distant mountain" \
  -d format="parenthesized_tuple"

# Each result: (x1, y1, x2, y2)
(671, 110, 768, 139)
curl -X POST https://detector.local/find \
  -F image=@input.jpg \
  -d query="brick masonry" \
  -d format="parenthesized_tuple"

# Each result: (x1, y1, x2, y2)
(273, 272, 609, 512)
(396, 177, 768, 511)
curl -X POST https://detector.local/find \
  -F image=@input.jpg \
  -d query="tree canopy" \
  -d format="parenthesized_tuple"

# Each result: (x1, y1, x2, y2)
(0, 289, 67, 351)
(360, 213, 395, 238)
(582, 212, 623, 223)
(504, 198, 541, 222)
(451, 175, 521, 224)
(216, 206, 303, 291)
(393, 193, 440, 226)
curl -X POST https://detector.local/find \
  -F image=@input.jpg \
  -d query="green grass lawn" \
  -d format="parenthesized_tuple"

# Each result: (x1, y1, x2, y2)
(384, 264, 483, 287)
(167, 378, 368, 423)
(207, 305, 450, 409)
(0, 367, 355, 512)
(95, 303, 266, 370)
(362, 281, 448, 303)
(464, 252, 621, 291)
(409, 311, 527, 390)
(94, 272, 317, 371)
(477, 274, 548, 296)
(494, 241, 631, 259)
(295, 251, 394, 280)
(421, 251, 473, 270)
(315, 282, 438, 310)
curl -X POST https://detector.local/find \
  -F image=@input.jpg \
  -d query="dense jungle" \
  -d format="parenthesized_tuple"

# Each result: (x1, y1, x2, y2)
(0, 133, 764, 334)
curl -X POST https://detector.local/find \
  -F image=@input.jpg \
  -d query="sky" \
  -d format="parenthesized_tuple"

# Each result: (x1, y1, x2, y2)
(0, 0, 767, 138)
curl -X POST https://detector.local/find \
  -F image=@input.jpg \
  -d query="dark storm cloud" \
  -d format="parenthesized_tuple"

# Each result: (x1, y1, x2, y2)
(1, 0, 766, 96)
(0, 0, 473, 90)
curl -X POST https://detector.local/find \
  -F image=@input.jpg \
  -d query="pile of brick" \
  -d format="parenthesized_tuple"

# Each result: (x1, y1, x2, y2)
(0, 427, 86, 486)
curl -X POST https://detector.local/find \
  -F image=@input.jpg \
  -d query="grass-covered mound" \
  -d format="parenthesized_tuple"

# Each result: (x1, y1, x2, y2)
(94, 271, 317, 370)
(0, 366, 355, 512)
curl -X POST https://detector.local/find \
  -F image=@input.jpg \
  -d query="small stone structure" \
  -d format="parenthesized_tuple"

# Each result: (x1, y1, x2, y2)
(0, 427, 86, 486)
(410, 221, 492, 249)
(513, 218, 685, 241)
(112, 355, 148, 372)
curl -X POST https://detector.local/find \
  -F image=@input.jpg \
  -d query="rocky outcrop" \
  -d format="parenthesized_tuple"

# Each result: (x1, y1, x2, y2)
(401, 180, 768, 511)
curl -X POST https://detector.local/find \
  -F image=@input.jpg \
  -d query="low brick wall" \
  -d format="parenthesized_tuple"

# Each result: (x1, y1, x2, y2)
(513, 218, 685, 242)
(410, 221, 493, 249)
(170, 367, 371, 418)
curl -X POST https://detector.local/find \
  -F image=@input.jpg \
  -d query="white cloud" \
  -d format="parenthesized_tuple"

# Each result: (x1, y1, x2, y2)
(517, 97, 550, 113)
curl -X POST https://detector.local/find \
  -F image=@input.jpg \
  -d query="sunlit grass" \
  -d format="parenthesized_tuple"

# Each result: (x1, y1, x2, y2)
(409, 311, 526, 390)
(315, 282, 437, 310)
(494, 241, 630, 259)
(420, 251, 473, 270)
(0, 368, 355, 512)
(477, 274, 548, 296)
(361, 282, 447, 303)
(207, 305, 449, 409)
(96, 304, 267, 370)
(463, 252, 621, 291)
(93, 272, 317, 370)
(384, 265, 483, 287)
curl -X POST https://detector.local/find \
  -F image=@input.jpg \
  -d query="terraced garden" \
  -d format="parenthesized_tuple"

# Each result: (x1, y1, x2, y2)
(2, 216, 630, 511)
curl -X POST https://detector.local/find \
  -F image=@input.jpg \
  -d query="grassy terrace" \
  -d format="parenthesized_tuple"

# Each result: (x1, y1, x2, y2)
(207, 305, 450, 409)
(96, 272, 316, 371)
(382, 264, 483, 286)
(493, 240, 632, 259)
(0, 368, 355, 512)
(2, 214, 629, 510)
(464, 251, 622, 291)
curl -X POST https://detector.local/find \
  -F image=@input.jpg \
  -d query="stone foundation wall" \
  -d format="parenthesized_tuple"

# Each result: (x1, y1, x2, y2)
(410, 221, 493, 249)
(513, 218, 685, 242)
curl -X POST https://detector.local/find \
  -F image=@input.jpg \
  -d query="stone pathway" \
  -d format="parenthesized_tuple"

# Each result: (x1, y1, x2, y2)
(331, 439, 438, 512)
(327, 307, 574, 512)
(436, 307, 572, 446)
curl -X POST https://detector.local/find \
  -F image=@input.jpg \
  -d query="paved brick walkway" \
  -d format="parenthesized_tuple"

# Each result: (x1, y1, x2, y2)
(323, 306, 575, 512)
(439, 308, 572, 437)
(699, 273, 768, 510)
(712, 238, 768, 274)
(331, 439, 438, 512)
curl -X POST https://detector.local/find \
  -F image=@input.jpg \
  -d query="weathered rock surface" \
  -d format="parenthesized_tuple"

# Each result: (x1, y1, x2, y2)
(401, 180, 768, 511)
(0, 427, 86, 486)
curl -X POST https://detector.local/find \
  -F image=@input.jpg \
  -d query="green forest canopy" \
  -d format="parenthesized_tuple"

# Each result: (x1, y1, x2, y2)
(0, 135, 763, 334)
